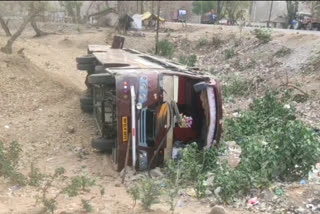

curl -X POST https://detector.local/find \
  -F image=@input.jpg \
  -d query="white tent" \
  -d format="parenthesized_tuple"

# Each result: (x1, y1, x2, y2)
(131, 14, 143, 30)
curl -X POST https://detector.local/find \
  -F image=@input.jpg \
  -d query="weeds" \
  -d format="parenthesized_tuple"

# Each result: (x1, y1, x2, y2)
(0, 141, 26, 185)
(128, 185, 140, 209)
(64, 175, 95, 197)
(156, 39, 175, 59)
(197, 38, 208, 48)
(222, 77, 251, 98)
(28, 162, 45, 187)
(165, 161, 181, 213)
(129, 177, 161, 210)
(165, 91, 320, 202)
(82, 199, 93, 213)
(223, 47, 237, 59)
(219, 91, 320, 200)
(35, 168, 96, 213)
(252, 29, 272, 43)
(212, 36, 223, 48)
(274, 47, 292, 57)
(179, 54, 197, 67)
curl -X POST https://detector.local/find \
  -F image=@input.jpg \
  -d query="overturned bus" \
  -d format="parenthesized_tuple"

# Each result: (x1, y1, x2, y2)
(76, 41, 223, 172)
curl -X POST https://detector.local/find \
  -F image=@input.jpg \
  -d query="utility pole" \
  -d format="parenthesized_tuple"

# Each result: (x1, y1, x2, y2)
(155, 0, 160, 54)
(267, 1, 274, 28)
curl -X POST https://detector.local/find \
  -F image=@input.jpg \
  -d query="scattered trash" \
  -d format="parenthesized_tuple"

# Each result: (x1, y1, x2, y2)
(300, 179, 307, 185)
(248, 197, 259, 205)
(274, 188, 284, 196)
(4, 125, 9, 129)
(10, 185, 21, 192)
(308, 162, 320, 183)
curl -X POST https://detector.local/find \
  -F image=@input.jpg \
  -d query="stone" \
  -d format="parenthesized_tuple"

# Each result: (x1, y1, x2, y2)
(214, 186, 221, 197)
(150, 167, 164, 178)
(67, 125, 75, 133)
(209, 205, 227, 214)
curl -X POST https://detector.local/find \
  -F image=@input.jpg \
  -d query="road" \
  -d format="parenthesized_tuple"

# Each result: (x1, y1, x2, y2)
(167, 21, 320, 36)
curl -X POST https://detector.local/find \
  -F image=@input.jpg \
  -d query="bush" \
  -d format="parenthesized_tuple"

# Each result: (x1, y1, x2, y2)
(166, 91, 320, 202)
(274, 47, 292, 57)
(0, 141, 26, 185)
(179, 54, 197, 67)
(129, 177, 161, 210)
(223, 47, 237, 59)
(212, 36, 223, 48)
(197, 38, 208, 47)
(156, 39, 175, 59)
(222, 77, 251, 98)
(252, 29, 272, 43)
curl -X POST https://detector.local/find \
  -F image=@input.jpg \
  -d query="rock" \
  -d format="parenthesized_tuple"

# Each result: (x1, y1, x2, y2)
(214, 186, 221, 197)
(209, 205, 227, 214)
(205, 173, 215, 186)
(67, 125, 75, 133)
(205, 189, 213, 196)
(150, 167, 164, 178)
(295, 207, 306, 214)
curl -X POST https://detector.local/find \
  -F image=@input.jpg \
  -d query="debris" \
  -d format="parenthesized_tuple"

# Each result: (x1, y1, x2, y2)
(308, 162, 320, 183)
(300, 179, 307, 185)
(274, 188, 284, 196)
(4, 125, 9, 129)
(248, 197, 259, 205)
(150, 167, 164, 178)
(67, 125, 75, 134)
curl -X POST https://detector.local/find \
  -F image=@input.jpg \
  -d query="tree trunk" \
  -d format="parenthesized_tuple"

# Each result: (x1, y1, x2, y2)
(217, 1, 222, 20)
(155, 1, 160, 54)
(151, 1, 154, 14)
(0, 16, 11, 37)
(267, 1, 274, 28)
(76, 3, 81, 23)
(31, 17, 47, 37)
(136, 1, 139, 13)
(140, 1, 144, 14)
(1, 15, 33, 54)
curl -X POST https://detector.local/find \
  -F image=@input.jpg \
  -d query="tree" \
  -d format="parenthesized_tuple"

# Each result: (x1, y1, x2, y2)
(0, 2, 43, 54)
(192, 1, 217, 15)
(0, 16, 11, 36)
(59, 1, 83, 23)
(304, 1, 320, 17)
(286, 1, 299, 27)
(267, 1, 274, 28)
(222, 1, 250, 25)
(29, 2, 49, 37)
(140, 1, 144, 14)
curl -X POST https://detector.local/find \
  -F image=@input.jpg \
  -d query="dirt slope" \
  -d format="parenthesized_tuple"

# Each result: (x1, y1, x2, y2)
(0, 23, 319, 214)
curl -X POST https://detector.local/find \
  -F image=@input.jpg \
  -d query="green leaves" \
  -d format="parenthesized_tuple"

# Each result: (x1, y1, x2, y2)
(156, 39, 175, 59)
(218, 91, 320, 200)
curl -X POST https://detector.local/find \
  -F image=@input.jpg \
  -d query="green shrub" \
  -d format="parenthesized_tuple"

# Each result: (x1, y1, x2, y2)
(252, 29, 272, 43)
(166, 91, 320, 202)
(82, 199, 93, 213)
(212, 36, 223, 48)
(219, 91, 320, 200)
(129, 177, 161, 210)
(223, 47, 237, 59)
(222, 77, 251, 98)
(156, 39, 175, 58)
(0, 141, 26, 185)
(274, 47, 292, 57)
(28, 163, 45, 187)
(197, 38, 208, 47)
(179, 54, 197, 67)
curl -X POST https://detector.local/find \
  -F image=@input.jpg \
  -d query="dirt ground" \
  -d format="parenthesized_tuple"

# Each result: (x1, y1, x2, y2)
(0, 22, 319, 214)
